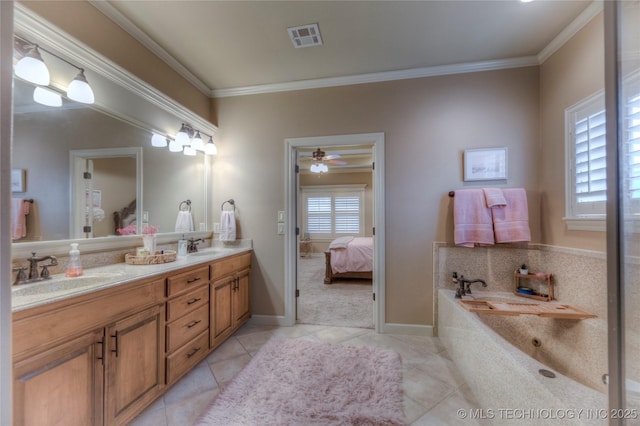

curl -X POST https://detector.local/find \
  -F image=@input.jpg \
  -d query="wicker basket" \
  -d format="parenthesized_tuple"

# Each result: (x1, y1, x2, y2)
(125, 250, 177, 265)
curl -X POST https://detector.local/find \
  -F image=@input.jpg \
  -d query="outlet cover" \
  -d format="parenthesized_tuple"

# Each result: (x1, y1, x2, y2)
(277, 210, 285, 222)
(213, 222, 220, 233)
(277, 223, 285, 235)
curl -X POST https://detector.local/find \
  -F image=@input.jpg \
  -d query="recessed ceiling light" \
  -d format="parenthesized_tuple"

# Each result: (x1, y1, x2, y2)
(287, 23, 323, 48)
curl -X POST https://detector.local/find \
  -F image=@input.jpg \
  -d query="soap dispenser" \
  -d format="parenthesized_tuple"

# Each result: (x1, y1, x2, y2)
(178, 235, 188, 256)
(66, 243, 83, 277)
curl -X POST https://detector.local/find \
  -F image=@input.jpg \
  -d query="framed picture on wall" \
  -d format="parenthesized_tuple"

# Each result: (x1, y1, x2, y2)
(463, 147, 508, 181)
(85, 189, 102, 208)
(11, 169, 26, 192)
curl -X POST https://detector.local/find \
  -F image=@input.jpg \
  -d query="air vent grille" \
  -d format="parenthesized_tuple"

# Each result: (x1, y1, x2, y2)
(288, 23, 323, 48)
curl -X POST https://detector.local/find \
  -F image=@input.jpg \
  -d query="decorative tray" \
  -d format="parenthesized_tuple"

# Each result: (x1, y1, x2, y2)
(125, 250, 177, 265)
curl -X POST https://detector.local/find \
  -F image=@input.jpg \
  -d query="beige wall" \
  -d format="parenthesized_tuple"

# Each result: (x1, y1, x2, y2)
(213, 67, 540, 325)
(19, 1, 212, 122)
(539, 13, 606, 252)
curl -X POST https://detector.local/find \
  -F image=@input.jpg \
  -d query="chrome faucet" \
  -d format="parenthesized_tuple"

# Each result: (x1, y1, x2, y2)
(13, 252, 58, 284)
(187, 238, 203, 253)
(452, 272, 487, 298)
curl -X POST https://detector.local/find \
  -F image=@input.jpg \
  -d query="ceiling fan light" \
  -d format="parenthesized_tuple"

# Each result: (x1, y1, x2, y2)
(151, 133, 168, 147)
(67, 70, 95, 104)
(183, 146, 197, 156)
(191, 131, 205, 150)
(33, 86, 62, 107)
(310, 163, 321, 173)
(14, 46, 50, 86)
(169, 139, 183, 152)
(205, 137, 217, 155)
(176, 124, 191, 145)
(320, 163, 328, 173)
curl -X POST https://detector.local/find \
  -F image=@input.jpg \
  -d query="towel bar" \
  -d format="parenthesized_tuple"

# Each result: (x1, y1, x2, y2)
(221, 199, 235, 211)
(179, 200, 191, 211)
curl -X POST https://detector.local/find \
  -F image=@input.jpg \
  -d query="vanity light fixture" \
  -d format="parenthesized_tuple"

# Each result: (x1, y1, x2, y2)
(14, 35, 96, 105)
(168, 139, 183, 152)
(66, 70, 95, 104)
(33, 86, 62, 107)
(183, 146, 197, 156)
(204, 136, 217, 156)
(175, 124, 191, 145)
(151, 133, 168, 147)
(14, 44, 50, 85)
(191, 131, 205, 151)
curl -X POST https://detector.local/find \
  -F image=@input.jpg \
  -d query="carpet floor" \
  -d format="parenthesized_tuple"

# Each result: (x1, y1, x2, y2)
(194, 338, 405, 426)
(296, 256, 373, 328)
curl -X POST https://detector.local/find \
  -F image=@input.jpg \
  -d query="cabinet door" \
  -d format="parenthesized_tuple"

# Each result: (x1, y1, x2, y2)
(13, 329, 104, 426)
(105, 304, 165, 426)
(210, 274, 234, 349)
(233, 267, 251, 328)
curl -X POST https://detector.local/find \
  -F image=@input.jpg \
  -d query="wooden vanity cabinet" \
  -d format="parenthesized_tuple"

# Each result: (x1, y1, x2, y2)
(165, 265, 210, 385)
(210, 252, 251, 349)
(12, 277, 165, 426)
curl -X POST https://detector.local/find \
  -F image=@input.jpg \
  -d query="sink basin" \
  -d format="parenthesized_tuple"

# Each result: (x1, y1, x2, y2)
(188, 248, 228, 257)
(12, 272, 126, 299)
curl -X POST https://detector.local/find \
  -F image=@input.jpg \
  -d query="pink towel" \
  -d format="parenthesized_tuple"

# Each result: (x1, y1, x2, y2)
(492, 188, 531, 243)
(11, 198, 30, 240)
(454, 189, 494, 247)
(483, 188, 507, 208)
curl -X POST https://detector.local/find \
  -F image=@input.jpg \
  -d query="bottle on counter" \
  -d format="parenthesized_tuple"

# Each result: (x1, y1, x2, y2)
(65, 243, 83, 277)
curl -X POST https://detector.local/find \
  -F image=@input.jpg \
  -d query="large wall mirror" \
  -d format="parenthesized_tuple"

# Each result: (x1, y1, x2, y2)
(11, 4, 215, 257)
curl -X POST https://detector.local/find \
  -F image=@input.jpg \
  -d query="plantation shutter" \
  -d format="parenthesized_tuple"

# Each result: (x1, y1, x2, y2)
(301, 185, 365, 239)
(626, 92, 640, 200)
(306, 196, 332, 234)
(334, 196, 360, 234)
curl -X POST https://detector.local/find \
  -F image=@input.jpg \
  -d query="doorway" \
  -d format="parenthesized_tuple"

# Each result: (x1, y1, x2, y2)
(284, 133, 385, 332)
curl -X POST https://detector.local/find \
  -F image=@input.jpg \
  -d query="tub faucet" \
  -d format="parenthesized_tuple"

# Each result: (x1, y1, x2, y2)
(453, 272, 487, 298)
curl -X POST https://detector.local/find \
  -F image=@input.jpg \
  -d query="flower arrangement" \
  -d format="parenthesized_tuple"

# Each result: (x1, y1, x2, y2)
(116, 224, 158, 235)
(117, 224, 137, 235)
(142, 225, 158, 235)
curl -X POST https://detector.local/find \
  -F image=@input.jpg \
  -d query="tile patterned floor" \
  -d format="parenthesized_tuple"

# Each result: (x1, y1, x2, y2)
(130, 324, 485, 425)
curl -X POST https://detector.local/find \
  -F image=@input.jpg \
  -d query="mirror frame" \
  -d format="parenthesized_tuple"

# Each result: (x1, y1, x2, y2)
(12, 4, 215, 258)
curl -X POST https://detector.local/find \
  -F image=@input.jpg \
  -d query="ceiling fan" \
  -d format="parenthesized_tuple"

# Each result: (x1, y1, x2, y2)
(300, 148, 347, 165)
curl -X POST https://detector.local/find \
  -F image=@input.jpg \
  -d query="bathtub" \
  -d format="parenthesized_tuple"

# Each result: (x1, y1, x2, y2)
(438, 289, 608, 425)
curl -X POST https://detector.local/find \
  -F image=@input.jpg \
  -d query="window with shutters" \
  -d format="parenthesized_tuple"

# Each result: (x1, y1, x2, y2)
(301, 185, 366, 239)
(564, 75, 640, 231)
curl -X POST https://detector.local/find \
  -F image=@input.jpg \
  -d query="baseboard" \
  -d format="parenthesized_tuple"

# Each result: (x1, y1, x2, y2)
(381, 323, 434, 336)
(248, 315, 292, 327)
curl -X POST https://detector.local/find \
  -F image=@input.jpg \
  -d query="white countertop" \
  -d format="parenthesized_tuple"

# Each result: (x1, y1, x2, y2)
(12, 245, 252, 312)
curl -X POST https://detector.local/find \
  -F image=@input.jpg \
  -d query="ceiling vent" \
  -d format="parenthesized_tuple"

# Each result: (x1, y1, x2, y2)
(287, 23, 323, 48)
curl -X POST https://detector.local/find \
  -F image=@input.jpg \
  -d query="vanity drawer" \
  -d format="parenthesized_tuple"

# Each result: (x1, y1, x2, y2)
(166, 304, 209, 353)
(166, 266, 209, 297)
(166, 330, 209, 384)
(166, 285, 209, 322)
(210, 252, 251, 279)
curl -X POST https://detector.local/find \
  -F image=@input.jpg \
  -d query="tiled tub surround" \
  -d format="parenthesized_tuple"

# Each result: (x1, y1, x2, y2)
(434, 243, 640, 410)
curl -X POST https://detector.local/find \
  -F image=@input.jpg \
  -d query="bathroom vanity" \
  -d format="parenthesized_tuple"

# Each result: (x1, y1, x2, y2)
(11, 248, 251, 426)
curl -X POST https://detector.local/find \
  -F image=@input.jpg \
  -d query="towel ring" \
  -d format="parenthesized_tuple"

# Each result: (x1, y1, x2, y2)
(221, 199, 235, 211)
(179, 199, 191, 211)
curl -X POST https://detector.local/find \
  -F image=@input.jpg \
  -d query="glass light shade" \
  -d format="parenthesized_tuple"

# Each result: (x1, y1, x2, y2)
(169, 139, 183, 152)
(320, 163, 329, 173)
(33, 86, 62, 107)
(151, 133, 168, 147)
(310, 163, 321, 173)
(14, 46, 50, 85)
(183, 146, 197, 156)
(175, 125, 191, 145)
(191, 131, 205, 150)
(67, 70, 95, 104)
(204, 138, 217, 155)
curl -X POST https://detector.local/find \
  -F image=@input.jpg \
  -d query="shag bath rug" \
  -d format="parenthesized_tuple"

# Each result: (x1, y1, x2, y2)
(194, 338, 405, 426)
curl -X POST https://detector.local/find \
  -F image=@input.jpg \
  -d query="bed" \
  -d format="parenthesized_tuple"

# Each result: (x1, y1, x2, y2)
(324, 236, 373, 284)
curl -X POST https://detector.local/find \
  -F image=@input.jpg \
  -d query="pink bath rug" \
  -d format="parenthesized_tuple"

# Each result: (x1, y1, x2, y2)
(194, 338, 405, 425)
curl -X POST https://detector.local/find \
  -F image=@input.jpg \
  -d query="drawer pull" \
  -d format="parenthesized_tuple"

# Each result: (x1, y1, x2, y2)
(186, 277, 201, 284)
(186, 297, 201, 305)
(186, 347, 201, 358)
(186, 320, 202, 328)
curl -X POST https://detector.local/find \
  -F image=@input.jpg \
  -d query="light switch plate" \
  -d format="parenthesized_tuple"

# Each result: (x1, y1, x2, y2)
(277, 223, 285, 235)
(277, 210, 285, 223)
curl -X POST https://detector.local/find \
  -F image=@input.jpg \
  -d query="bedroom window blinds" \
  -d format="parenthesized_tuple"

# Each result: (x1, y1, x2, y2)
(301, 185, 366, 239)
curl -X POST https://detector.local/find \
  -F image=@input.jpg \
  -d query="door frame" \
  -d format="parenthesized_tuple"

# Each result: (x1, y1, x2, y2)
(284, 133, 385, 332)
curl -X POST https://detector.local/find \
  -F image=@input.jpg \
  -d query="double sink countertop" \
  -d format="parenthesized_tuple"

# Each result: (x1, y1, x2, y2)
(12, 242, 252, 312)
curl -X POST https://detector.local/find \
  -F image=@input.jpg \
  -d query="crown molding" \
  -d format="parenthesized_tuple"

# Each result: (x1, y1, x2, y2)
(211, 56, 539, 98)
(537, 0, 603, 64)
(88, 0, 212, 96)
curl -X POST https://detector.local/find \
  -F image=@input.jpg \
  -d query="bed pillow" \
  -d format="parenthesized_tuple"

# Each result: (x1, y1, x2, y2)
(329, 236, 355, 249)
